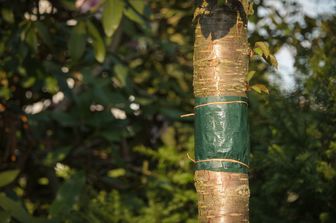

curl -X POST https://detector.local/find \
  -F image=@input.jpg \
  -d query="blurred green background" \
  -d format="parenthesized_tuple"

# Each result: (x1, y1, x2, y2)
(0, 0, 335, 222)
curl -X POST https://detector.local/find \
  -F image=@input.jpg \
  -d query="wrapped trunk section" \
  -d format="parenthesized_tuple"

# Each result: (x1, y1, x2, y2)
(193, 0, 250, 222)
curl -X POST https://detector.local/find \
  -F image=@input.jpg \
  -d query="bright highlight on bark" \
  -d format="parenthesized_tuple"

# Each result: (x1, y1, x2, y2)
(192, 0, 250, 222)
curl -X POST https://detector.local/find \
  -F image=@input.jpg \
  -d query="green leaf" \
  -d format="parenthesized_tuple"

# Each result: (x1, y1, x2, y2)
(50, 172, 85, 217)
(86, 21, 106, 63)
(0, 210, 11, 223)
(43, 147, 71, 167)
(107, 168, 126, 178)
(52, 111, 77, 127)
(217, 0, 227, 6)
(102, 0, 124, 37)
(22, 76, 36, 88)
(247, 70, 256, 82)
(124, 0, 145, 26)
(93, 85, 110, 104)
(255, 41, 270, 58)
(26, 26, 38, 52)
(0, 170, 20, 187)
(269, 54, 278, 69)
(0, 193, 33, 222)
(1, 8, 14, 23)
(45, 76, 59, 94)
(247, 2, 254, 15)
(35, 21, 53, 48)
(68, 23, 86, 62)
(317, 161, 336, 180)
(60, 0, 77, 10)
(0, 87, 11, 100)
(251, 84, 269, 94)
(253, 47, 263, 57)
(161, 127, 176, 147)
(114, 64, 128, 87)
(101, 130, 124, 142)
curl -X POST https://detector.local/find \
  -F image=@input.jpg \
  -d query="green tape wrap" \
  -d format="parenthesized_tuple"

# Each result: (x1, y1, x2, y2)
(194, 96, 250, 173)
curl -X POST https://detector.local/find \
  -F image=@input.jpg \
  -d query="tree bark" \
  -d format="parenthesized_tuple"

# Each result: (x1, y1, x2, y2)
(193, 0, 250, 222)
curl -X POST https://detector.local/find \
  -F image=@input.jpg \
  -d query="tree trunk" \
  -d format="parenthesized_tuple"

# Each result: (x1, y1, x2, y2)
(193, 0, 250, 222)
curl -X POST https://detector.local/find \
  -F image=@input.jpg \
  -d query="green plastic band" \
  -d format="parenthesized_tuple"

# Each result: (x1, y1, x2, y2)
(194, 96, 250, 173)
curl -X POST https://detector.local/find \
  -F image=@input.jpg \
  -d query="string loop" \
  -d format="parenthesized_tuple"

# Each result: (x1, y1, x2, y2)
(180, 100, 248, 118)
(187, 153, 249, 169)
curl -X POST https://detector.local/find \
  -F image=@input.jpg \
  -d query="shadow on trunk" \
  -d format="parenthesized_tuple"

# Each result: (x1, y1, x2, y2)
(194, 0, 247, 40)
